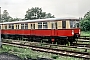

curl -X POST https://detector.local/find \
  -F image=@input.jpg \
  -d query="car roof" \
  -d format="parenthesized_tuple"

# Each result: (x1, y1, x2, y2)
(0, 17, 79, 24)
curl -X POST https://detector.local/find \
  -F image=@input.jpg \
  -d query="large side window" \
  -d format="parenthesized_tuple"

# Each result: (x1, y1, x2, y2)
(62, 21, 66, 28)
(21, 24, 24, 29)
(38, 22, 48, 29)
(25, 23, 28, 29)
(38, 22, 42, 29)
(43, 22, 48, 29)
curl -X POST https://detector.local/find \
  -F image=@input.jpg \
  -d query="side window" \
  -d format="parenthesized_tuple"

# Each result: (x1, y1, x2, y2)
(76, 23, 79, 28)
(43, 22, 48, 29)
(31, 24, 33, 29)
(25, 23, 28, 29)
(8, 24, 14, 29)
(12, 24, 14, 29)
(62, 21, 66, 28)
(55, 22, 57, 29)
(5, 25, 7, 29)
(21, 24, 24, 29)
(18, 24, 19, 29)
(51, 22, 57, 29)
(38, 22, 42, 29)
(8, 24, 12, 29)
(33, 24, 35, 29)
(16, 24, 19, 29)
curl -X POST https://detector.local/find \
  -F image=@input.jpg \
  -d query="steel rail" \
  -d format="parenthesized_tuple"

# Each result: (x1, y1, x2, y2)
(2, 42, 90, 59)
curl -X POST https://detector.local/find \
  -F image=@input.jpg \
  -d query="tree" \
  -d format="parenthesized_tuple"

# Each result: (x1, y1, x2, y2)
(80, 11, 90, 31)
(25, 7, 55, 20)
(80, 19, 90, 31)
(84, 11, 90, 19)
(9, 18, 21, 22)
(45, 13, 55, 18)
(1, 10, 11, 22)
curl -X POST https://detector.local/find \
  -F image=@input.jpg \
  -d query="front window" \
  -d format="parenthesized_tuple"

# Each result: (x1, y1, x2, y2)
(70, 20, 79, 28)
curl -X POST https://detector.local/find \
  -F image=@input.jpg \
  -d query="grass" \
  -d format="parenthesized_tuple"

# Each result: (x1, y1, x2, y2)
(0, 45, 84, 60)
(81, 31, 90, 36)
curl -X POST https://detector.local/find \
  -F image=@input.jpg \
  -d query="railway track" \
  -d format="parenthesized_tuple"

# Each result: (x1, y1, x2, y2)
(2, 38, 90, 52)
(79, 36, 90, 40)
(2, 42, 90, 59)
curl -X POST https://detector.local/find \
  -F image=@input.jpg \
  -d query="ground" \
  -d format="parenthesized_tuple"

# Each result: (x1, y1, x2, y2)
(81, 31, 90, 36)
(0, 52, 21, 60)
(0, 45, 83, 60)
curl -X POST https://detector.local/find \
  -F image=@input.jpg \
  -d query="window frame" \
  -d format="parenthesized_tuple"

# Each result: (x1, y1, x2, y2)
(38, 22, 48, 29)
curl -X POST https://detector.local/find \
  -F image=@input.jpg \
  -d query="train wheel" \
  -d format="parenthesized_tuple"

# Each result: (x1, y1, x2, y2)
(48, 38, 52, 43)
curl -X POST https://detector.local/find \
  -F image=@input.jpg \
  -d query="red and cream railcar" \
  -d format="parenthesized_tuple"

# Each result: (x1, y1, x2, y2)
(0, 18, 80, 44)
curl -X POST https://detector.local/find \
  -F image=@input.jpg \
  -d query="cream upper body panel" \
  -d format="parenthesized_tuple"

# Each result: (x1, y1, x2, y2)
(66, 20, 70, 29)
(57, 21, 62, 29)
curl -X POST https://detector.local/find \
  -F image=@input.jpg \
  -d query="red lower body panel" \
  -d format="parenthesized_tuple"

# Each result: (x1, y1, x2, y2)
(1, 28, 80, 37)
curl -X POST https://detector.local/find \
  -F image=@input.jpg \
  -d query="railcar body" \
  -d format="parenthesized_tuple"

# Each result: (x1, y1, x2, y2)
(0, 18, 80, 44)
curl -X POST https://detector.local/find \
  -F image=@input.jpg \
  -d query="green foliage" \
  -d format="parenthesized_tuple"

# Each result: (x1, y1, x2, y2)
(1, 10, 11, 22)
(25, 7, 55, 20)
(9, 18, 21, 22)
(80, 11, 90, 31)
(1, 7, 55, 22)
(1, 10, 21, 22)
(84, 11, 90, 18)
(81, 31, 90, 36)
(0, 45, 83, 60)
(51, 54, 59, 59)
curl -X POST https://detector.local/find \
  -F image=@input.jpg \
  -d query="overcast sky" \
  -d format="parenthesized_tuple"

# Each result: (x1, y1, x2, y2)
(0, 0, 90, 18)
